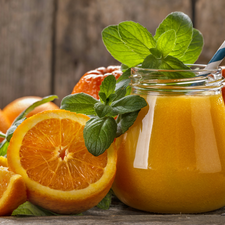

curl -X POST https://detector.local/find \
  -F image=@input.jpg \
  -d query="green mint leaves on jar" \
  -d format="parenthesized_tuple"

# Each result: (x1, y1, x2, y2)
(102, 11, 203, 78)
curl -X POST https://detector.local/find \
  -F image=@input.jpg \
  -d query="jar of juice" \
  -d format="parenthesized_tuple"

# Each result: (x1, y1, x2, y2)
(113, 65, 225, 213)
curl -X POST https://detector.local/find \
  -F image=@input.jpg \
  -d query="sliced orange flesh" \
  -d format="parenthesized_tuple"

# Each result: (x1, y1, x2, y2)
(0, 166, 27, 216)
(19, 117, 107, 191)
(0, 168, 14, 198)
(0, 156, 8, 167)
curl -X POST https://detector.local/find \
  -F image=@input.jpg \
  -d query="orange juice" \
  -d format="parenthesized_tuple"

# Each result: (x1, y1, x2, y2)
(113, 66, 225, 213)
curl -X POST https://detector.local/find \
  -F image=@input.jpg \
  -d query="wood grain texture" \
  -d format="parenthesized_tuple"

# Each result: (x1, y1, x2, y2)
(0, 0, 54, 109)
(195, 0, 225, 65)
(53, 0, 191, 105)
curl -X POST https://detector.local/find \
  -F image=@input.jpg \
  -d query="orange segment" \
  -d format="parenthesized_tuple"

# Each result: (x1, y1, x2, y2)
(0, 156, 8, 167)
(0, 167, 27, 216)
(7, 109, 117, 214)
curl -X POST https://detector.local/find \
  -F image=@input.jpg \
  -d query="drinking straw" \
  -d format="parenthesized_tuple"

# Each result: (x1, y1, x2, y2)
(204, 40, 225, 70)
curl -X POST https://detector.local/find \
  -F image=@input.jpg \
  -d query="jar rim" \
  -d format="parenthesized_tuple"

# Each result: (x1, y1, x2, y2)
(132, 64, 221, 73)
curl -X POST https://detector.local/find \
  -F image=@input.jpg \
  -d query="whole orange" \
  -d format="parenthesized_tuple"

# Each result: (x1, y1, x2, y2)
(3, 96, 59, 125)
(72, 66, 122, 99)
(0, 109, 10, 142)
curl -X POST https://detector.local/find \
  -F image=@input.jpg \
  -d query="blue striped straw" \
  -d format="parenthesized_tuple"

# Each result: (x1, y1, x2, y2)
(204, 41, 225, 70)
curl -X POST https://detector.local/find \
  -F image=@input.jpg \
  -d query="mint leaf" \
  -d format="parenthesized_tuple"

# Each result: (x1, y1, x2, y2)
(111, 95, 147, 114)
(142, 55, 195, 78)
(149, 48, 163, 59)
(154, 12, 193, 59)
(6, 118, 26, 142)
(156, 29, 176, 58)
(83, 117, 117, 156)
(12, 201, 59, 216)
(118, 21, 156, 58)
(142, 54, 162, 69)
(94, 103, 112, 118)
(100, 75, 116, 99)
(102, 22, 156, 67)
(60, 93, 98, 115)
(116, 110, 140, 137)
(179, 28, 204, 64)
(0, 131, 6, 139)
(102, 25, 144, 67)
(116, 68, 131, 82)
(97, 189, 114, 210)
(0, 140, 9, 156)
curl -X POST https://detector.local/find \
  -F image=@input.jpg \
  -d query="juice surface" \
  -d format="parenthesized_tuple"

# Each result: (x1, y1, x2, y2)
(113, 93, 225, 213)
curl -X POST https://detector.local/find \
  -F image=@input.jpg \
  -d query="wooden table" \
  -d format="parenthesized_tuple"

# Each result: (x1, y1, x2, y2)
(1, 197, 225, 225)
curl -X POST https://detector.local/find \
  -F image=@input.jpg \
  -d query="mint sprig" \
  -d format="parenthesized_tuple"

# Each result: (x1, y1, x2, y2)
(102, 12, 203, 76)
(60, 75, 147, 156)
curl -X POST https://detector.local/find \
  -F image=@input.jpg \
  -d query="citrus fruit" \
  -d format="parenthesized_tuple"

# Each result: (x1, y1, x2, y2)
(72, 65, 122, 99)
(0, 109, 10, 142)
(3, 96, 59, 125)
(0, 156, 8, 167)
(0, 166, 27, 216)
(7, 110, 117, 214)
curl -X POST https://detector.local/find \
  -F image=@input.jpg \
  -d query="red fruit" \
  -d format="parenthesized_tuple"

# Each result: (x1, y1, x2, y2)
(72, 66, 122, 99)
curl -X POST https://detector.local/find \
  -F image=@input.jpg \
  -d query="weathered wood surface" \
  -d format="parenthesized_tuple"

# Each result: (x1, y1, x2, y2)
(54, 0, 191, 105)
(0, 0, 54, 108)
(1, 198, 225, 225)
(196, 0, 225, 64)
(1, 0, 225, 108)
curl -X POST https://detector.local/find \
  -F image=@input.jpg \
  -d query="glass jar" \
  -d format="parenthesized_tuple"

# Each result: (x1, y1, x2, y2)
(112, 65, 225, 213)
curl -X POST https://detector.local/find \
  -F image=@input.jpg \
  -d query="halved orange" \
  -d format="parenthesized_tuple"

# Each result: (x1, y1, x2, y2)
(0, 166, 27, 216)
(7, 110, 117, 214)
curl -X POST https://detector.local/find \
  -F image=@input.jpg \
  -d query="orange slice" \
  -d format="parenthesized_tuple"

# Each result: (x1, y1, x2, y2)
(0, 167, 27, 216)
(7, 110, 117, 214)
(0, 156, 8, 167)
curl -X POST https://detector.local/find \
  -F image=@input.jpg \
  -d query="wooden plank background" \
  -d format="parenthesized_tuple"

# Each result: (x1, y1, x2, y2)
(0, 0, 224, 108)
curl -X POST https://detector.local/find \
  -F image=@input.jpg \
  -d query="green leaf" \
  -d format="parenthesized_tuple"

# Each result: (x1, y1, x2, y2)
(60, 93, 98, 115)
(142, 54, 162, 69)
(154, 12, 193, 59)
(83, 117, 117, 156)
(11, 201, 60, 216)
(121, 64, 129, 72)
(6, 118, 26, 142)
(160, 55, 195, 78)
(142, 54, 195, 79)
(156, 29, 176, 58)
(118, 21, 156, 58)
(179, 28, 204, 64)
(116, 68, 131, 83)
(94, 103, 112, 118)
(116, 110, 140, 137)
(97, 189, 114, 210)
(0, 139, 9, 156)
(111, 95, 147, 115)
(0, 131, 6, 139)
(102, 25, 143, 67)
(13, 95, 58, 125)
(149, 48, 162, 59)
(100, 75, 116, 99)
(98, 92, 107, 103)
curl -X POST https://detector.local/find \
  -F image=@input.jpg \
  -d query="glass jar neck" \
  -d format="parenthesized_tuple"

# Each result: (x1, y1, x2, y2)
(130, 65, 223, 96)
